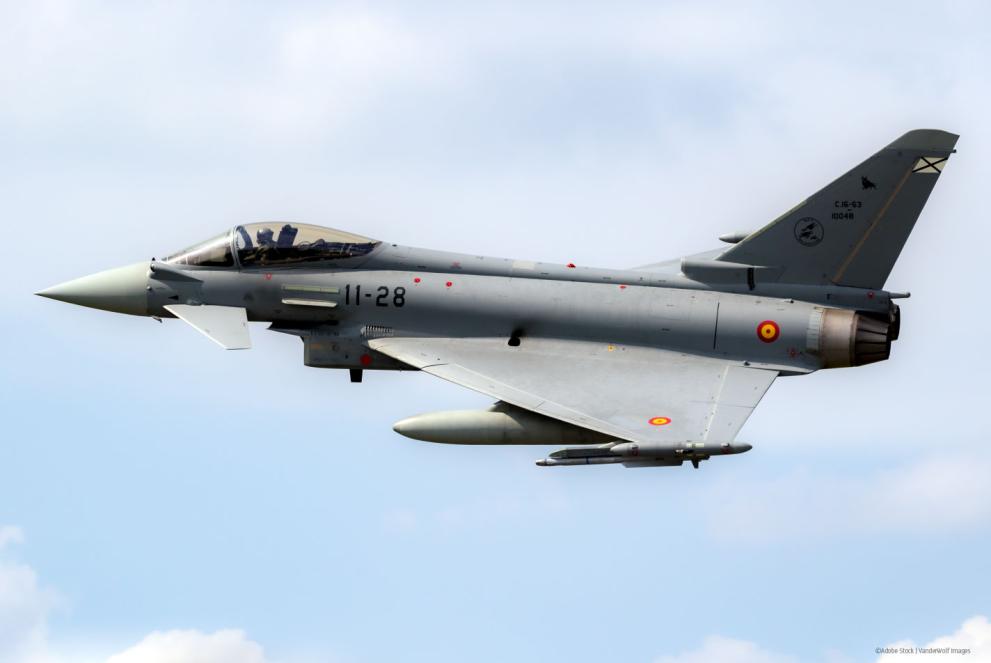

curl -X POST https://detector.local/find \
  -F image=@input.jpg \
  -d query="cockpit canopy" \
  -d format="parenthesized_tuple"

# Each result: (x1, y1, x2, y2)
(234, 223, 379, 267)
(164, 223, 380, 268)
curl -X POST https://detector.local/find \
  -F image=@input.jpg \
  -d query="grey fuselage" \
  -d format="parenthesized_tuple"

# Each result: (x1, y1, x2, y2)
(147, 242, 897, 375)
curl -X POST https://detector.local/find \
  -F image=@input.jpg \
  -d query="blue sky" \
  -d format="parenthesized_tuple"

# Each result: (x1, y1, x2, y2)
(2, 1, 990, 661)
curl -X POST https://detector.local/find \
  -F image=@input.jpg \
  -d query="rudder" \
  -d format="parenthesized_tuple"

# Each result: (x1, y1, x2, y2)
(718, 129, 958, 289)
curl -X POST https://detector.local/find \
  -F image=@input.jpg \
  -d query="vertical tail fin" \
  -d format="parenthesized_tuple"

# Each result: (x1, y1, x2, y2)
(719, 129, 958, 289)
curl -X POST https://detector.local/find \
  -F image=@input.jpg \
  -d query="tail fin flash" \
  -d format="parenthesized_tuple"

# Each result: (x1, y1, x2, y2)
(718, 129, 958, 289)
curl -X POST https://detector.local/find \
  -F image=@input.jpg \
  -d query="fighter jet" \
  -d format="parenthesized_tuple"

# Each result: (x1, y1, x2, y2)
(37, 129, 957, 468)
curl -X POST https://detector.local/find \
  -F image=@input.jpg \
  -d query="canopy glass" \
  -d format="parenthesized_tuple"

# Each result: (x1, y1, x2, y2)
(164, 223, 379, 268)
(234, 223, 379, 267)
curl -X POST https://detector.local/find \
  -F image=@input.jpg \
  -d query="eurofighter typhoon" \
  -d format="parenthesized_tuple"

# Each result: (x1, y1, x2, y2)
(38, 130, 957, 468)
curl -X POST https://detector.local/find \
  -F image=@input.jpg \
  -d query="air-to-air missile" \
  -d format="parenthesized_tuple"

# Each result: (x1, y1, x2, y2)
(37, 130, 958, 469)
(535, 441, 753, 468)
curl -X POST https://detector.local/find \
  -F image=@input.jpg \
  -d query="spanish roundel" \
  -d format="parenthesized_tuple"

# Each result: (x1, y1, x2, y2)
(757, 320, 780, 343)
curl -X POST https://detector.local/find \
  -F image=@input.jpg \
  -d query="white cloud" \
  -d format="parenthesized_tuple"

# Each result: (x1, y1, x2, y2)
(3, 1, 981, 155)
(105, 629, 269, 663)
(280, 10, 445, 79)
(704, 454, 991, 543)
(0, 526, 276, 663)
(0, 3, 455, 144)
(653, 617, 991, 663)
(0, 528, 59, 663)
(623, 4, 776, 61)
(0, 526, 25, 549)
(654, 635, 798, 663)
(878, 616, 991, 662)
(240, 8, 455, 140)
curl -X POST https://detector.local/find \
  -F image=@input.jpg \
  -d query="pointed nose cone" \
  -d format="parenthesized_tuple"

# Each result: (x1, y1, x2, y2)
(392, 417, 420, 439)
(36, 262, 150, 316)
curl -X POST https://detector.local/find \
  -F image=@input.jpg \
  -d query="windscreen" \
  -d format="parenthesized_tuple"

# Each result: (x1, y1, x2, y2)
(234, 223, 379, 267)
(164, 231, 235, 267)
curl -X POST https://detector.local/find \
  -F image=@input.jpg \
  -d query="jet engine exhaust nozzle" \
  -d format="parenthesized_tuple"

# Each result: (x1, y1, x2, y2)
(816, 308, 892, 368)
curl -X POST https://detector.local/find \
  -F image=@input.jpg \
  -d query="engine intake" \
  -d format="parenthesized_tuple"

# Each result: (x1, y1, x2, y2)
(815, 308, 893, 368)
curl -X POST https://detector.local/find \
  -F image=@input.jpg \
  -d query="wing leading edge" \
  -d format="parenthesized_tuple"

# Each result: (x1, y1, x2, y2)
(369, 336, 776, 446)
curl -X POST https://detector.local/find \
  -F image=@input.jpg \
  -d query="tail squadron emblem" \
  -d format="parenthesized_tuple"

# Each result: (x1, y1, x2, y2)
(861, 175, 877, 190)
(794, 217, 824, 247)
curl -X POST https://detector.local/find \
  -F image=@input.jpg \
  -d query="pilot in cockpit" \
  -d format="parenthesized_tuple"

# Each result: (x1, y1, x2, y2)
(165, 222, 380, 268)
(256, 227, 276, 248)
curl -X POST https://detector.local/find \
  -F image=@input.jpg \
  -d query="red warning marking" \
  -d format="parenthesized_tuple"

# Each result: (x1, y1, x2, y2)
(619, 284, 627, 290)
(445, 281, 453, 288)
(359, 353, 372, 366)
(413, 277, 421, 284)
(648, 416, 672, 426)
(867, 291, 875, 299)
(757, 320, 780, 343)
(264, 273, 272, 280)
(566, 263, 576, 268)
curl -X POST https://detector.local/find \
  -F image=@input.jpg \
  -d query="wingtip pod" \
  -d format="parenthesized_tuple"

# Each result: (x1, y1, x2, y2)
(885, 129, 959, 153)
